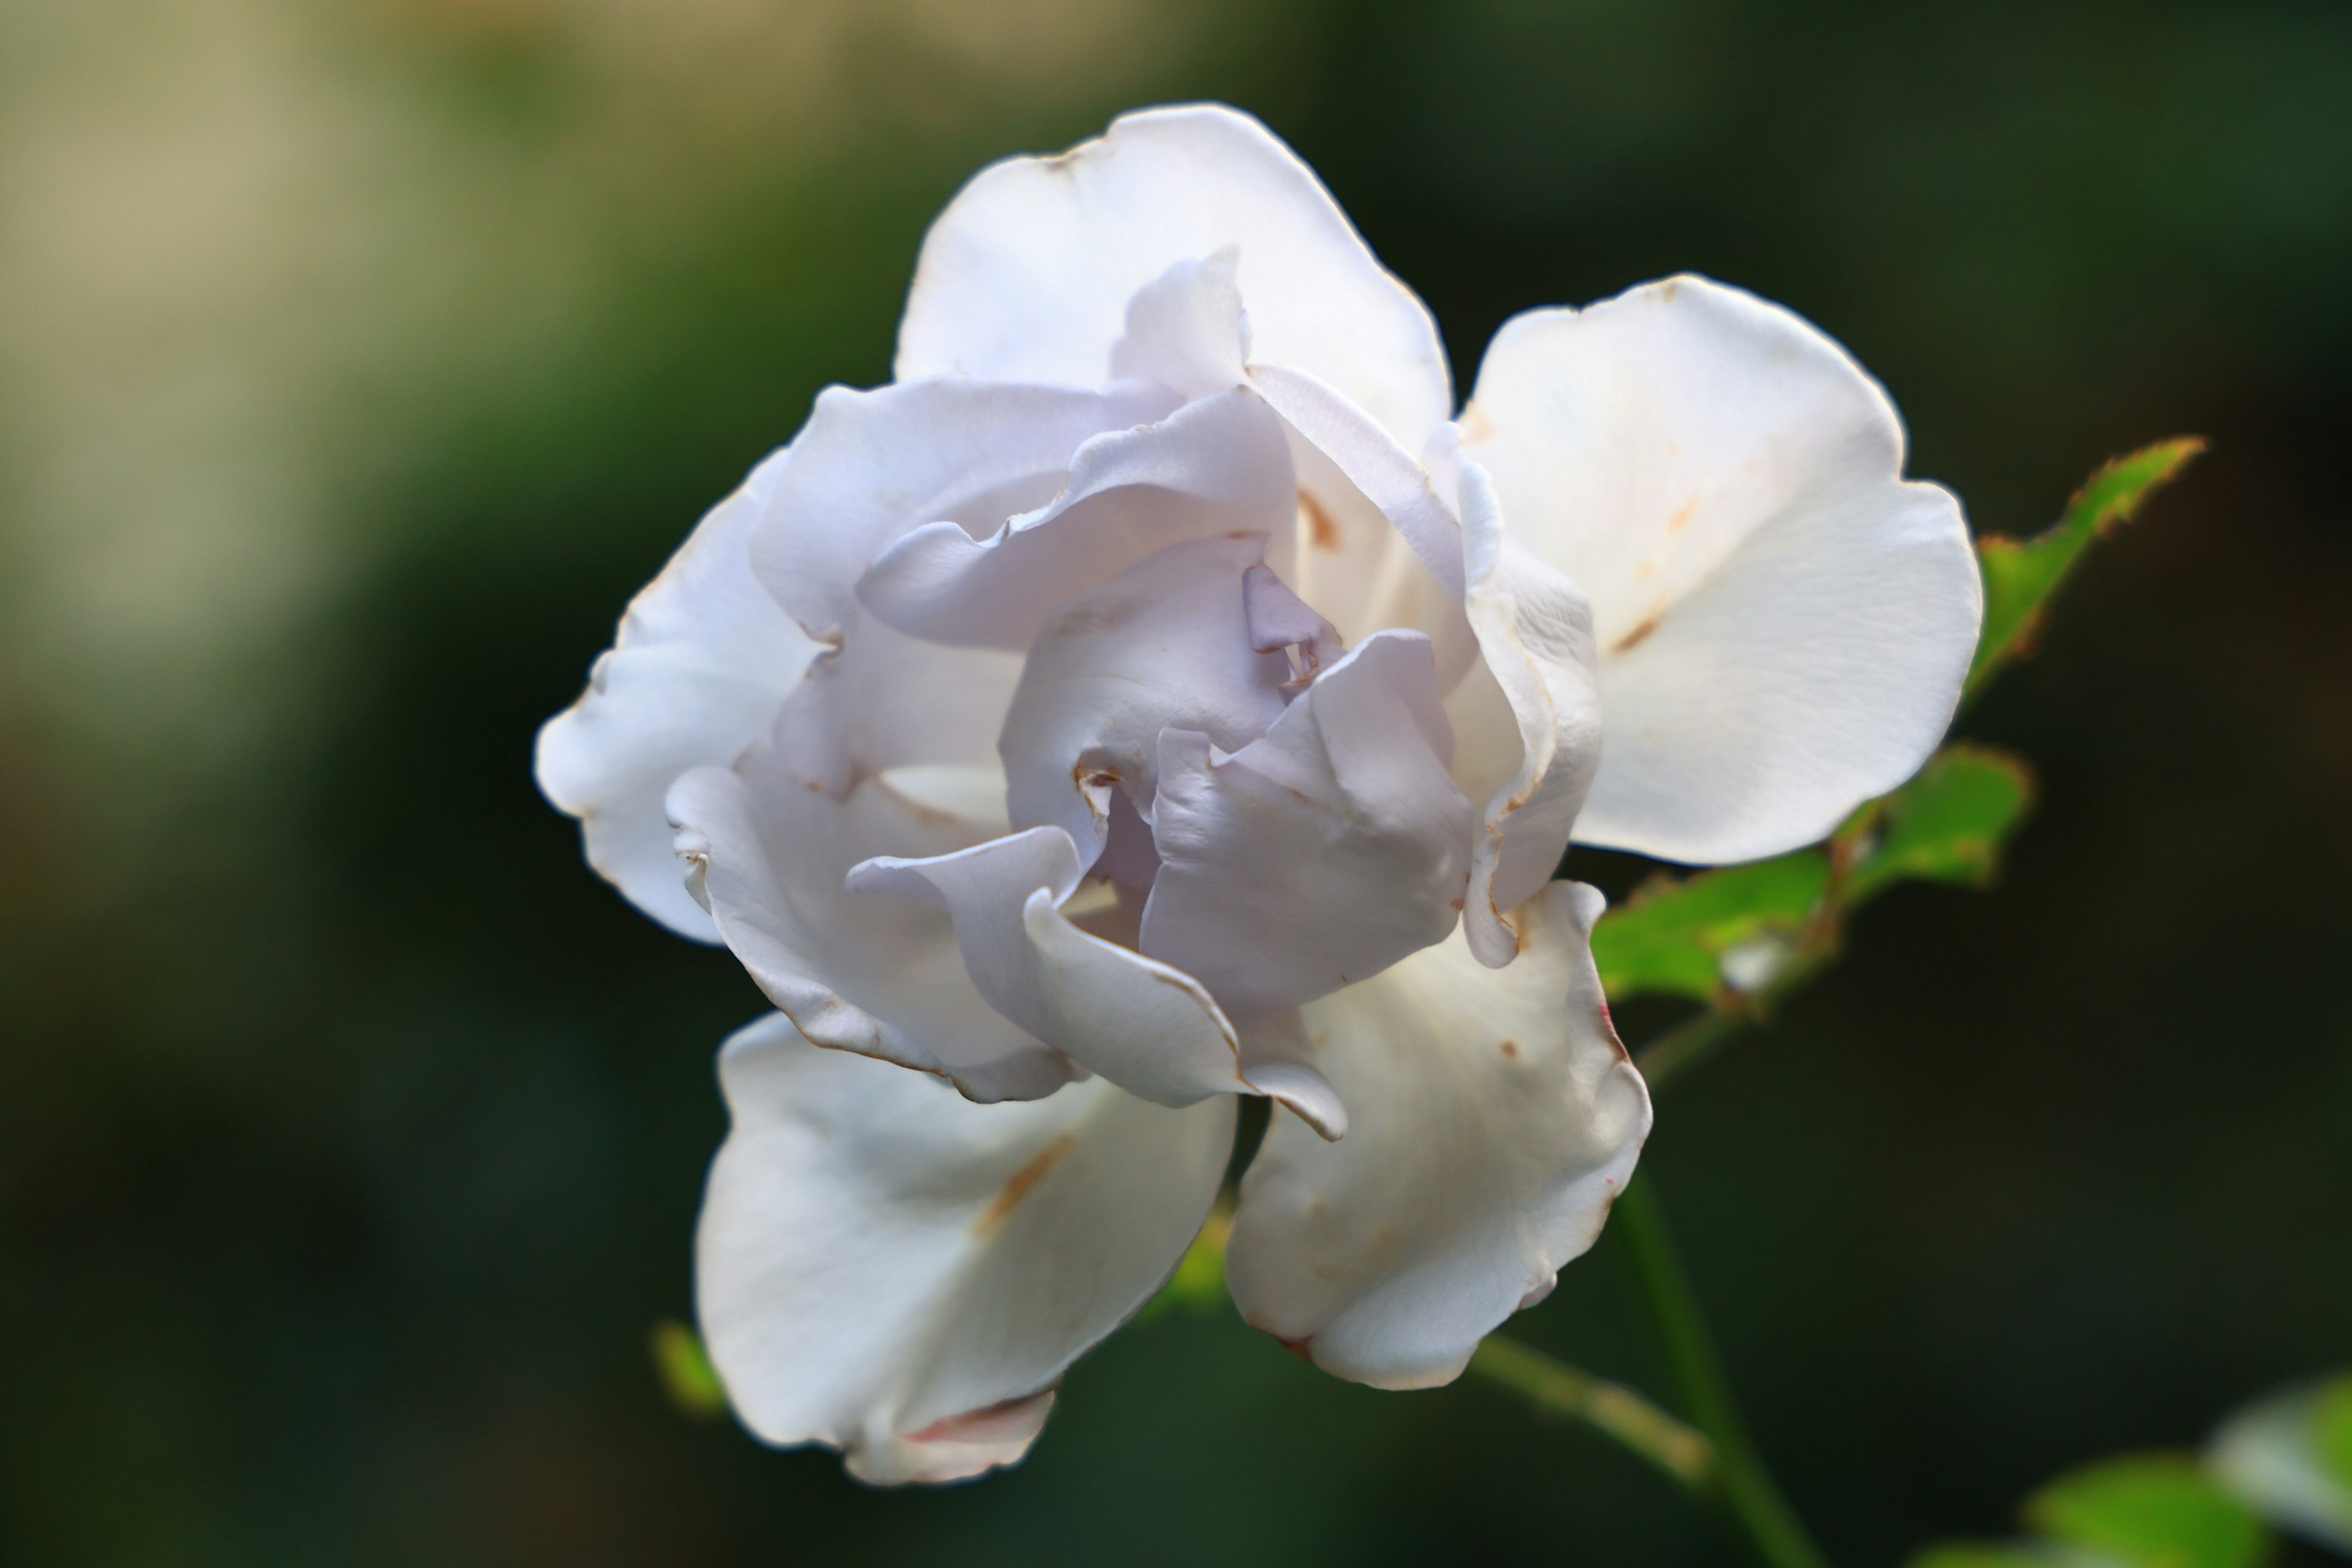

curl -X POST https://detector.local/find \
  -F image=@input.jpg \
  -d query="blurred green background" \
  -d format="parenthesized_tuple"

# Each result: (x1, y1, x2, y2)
(3, 0, 2348, 1562)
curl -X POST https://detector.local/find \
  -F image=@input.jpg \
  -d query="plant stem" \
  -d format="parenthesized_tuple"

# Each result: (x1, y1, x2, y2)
(1468, 1335, 1716, 1490)
(1631, 1008, 1746, 1093)
(1614, 1174, 1833, 1568)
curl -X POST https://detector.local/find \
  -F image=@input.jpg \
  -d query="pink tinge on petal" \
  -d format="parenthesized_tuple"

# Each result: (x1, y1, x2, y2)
(907, 1388, 1058, 1447)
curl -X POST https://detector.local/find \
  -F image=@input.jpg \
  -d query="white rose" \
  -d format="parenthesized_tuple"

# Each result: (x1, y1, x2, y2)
(537, 104, 1981, 1483)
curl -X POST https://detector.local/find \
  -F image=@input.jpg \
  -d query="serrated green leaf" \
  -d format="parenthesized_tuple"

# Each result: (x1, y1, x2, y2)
(1139, 1211, 1231, 1322)
(2316, 1378, 2352, 1490)
(2026, 1454, 2269, 1568)
(1847, 745, 2036, 905)
(650, 1319, 729, 1419)
(1967, 439, 2203, 701)
(1590, 852, 1830, 1003)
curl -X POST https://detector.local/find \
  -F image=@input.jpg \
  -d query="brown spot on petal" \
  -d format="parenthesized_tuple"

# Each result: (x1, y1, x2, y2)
(1299, 489, 1341, 552)
(1276, 1335, 1315, 1362)
(974, 1134, 1077, 1237)
(1611, 613, 1663, 655)
(1665, 496, 1699, 535)
(1499, 1039, 1520, 1059)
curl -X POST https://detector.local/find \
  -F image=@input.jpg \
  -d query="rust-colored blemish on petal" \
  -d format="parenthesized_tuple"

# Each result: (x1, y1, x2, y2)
(1276, 1334, 1314, 1362)
(974, 1134, 1077, 1237)
(1298, 489, 1341, 552)
(1498, 1039, 1520, 1059)
(1665, 496, 1698, 535)
(1611, 613, 1662, 655)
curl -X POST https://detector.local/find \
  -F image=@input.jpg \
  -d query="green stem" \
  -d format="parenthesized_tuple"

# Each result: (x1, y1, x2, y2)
(1631, 1008, 1746, 1093)
(1468, 1335, 1717, 1490)
(1615, 1174, 1832, 1568)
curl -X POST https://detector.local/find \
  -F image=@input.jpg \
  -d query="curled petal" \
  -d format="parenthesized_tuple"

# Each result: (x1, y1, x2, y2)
(1461, 275, 1981, 863)
(535, 457, 818, 940)
(750, 377, 1178, 643)
(1226, 881, 1651, 1389)
(995, 533, 1293, 864)
(1234, 1009, 1347, 1142)
(1450, 461, 1604, 967)
(1109, 247, 1251, 400)
(846, 828, 1244, 1110)
(1250, 362, 1466, 605)
(668, 725, 1075, 1104)
(1140, 631, 1472, 1017)
(856, 388, 1297, 653)
(700, 1014, 1234, 1484)
(897, 103, 1450, 451)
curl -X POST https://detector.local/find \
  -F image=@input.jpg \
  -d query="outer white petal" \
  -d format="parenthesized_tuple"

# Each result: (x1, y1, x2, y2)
(1460, 275, 1982, 864)
(668, 677, 1076, 1102)
(856, 388, 1296, 653)
(749, 377, 1178, 641)
(896, 104, 1450, 450)
(995, 533, 1293, 864)
(700, 1013, 1234, 1485)
(535, 456, 818, 940)
(1450, 461, 1605, 967)
(1225, 881, 1651, 1390)
(849, 827, 1272, 1115)
(1140, 631, 1472, 1017)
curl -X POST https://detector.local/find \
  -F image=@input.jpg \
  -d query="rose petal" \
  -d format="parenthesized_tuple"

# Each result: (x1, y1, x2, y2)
(1449, 459, 1604, 967)
(995, 533, 1293, 865)
(1109, 246, 1251, 400)
(749, 377, 1178, 642)
(668, 670, 1076, 1103)
(699, 1013, 1234, 1484)
(1461, 275, 1981, 863)
(897, 104, 1449, 451)
(856, 388, 1297, 653)
(1234, 1009, 1348, 1142)
(847, 826, 1256, 1112)
(535, 456, 819, 940)
(1140, 631, 1472, 1017)
(1249, 361, 1466, 605)
(1225, 881, 1651, 1389)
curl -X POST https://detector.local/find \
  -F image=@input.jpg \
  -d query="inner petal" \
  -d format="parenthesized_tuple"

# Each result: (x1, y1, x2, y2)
(854, 389, 1297, 654)
(1281, 421, 1481, 693)
(996, 532, 1298, 869)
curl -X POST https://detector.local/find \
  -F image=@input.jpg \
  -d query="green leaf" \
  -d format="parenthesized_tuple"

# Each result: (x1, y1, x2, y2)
(1967, 439, 2203, 701)
(1846, 745, 2036, 905)
(1590, 852, 1830, 1004)
(1139, 1212, 1231, 1322)
(2316, 1378, 2352, 1490)
(649, 1319, 729, 1419)
(1908, 1547, 2103, 1568)
(2026, 1454, 2269, 1568)
(2207, 1373, 2352, 1553)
